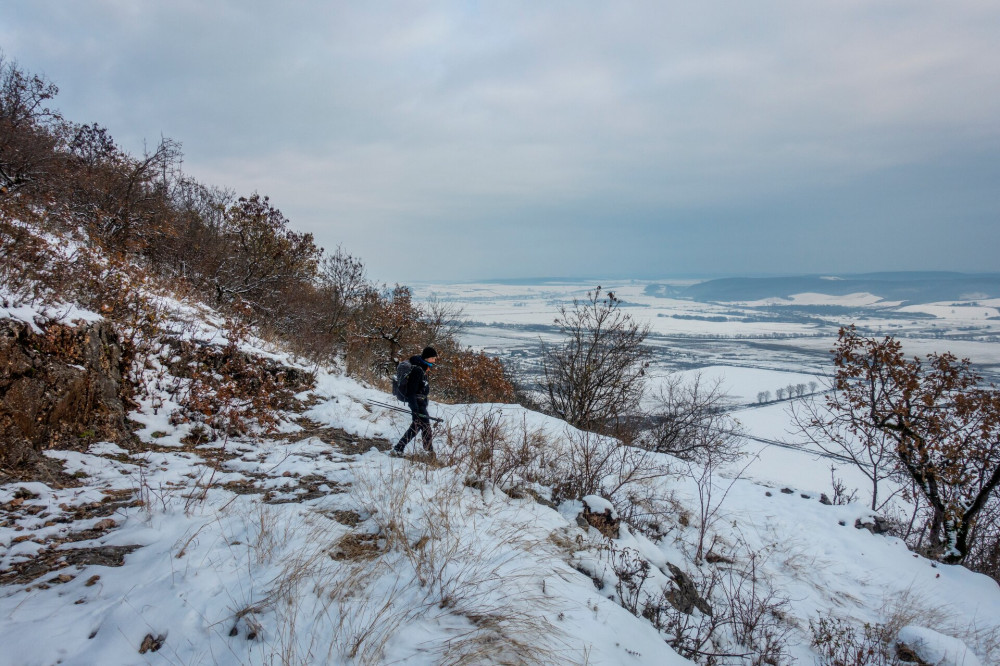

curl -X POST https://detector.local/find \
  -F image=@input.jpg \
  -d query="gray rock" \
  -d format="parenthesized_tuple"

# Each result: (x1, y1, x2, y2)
(665, 562, 712, 616)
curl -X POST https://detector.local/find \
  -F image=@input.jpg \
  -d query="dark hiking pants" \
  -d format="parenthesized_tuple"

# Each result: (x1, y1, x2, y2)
(395, 401, 433, 452)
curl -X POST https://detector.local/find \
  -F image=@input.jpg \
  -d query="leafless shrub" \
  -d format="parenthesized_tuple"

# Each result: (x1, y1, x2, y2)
(680, 449, 752, 563)
(643, 566, 728, 663)
(720, 550, 792, 666)
(422, 294, 465, 346)
(828, 466, 860, 506)
(809, 615, 900, 666)
(442, 407, 550, 491)
(316, 246, 368, 337)
(644, 371, 745, 463)
(550, 427, 670, 508)
(541, 287, 650, 432)
(591, 534, 791, 665)
(791, 388, 903, 512)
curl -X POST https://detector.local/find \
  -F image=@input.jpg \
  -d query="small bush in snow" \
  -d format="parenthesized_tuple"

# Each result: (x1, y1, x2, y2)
(809, 615, 900, 666)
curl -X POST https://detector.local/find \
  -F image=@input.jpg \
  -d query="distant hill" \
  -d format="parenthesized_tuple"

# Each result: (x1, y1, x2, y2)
(645, 273, 1000, 305)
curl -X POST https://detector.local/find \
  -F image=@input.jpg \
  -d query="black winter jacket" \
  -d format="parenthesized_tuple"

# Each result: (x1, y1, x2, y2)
(403, 355, 431, 409)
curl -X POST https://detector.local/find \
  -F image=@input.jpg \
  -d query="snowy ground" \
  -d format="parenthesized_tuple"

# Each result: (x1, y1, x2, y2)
(3, 294, 999, 665)
(413, 279, 1000, 342)
(3, 364, 999, 664)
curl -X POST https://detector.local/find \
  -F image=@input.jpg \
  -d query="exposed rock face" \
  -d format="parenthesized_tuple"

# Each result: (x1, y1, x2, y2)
(665, 562, 713, 616)
(855, 515, 892, 535)
(1, 318, 131, 469)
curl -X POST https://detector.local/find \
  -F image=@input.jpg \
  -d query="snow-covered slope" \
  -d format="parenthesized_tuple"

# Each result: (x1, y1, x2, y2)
(2, 298, 998, 665)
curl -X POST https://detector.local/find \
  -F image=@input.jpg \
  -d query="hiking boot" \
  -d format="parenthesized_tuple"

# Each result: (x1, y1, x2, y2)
(388, 447, 405, 457)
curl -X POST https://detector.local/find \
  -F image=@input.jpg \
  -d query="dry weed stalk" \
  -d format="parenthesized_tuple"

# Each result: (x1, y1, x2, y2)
(879, 586, 999, 664)
(442, 406, 551, 491)
(259, 461, 575, 665)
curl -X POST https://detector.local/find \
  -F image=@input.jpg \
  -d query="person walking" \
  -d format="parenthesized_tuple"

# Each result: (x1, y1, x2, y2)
(392, 346, 438, 455)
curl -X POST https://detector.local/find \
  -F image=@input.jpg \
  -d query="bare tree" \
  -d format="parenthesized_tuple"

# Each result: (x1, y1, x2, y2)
(541, 287, 650, 432)
(644, 372, 745, 463)
(316, 245, 368, 340)
(775, 387, 786, 400)
(421, 295, 465, 346)
(791, 388, 902, 511)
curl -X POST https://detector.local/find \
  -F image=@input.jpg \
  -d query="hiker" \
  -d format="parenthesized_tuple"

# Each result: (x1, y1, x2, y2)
(392, 346, 438, 455)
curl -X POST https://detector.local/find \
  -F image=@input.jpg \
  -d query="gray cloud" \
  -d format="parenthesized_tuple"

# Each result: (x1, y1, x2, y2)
(4, 1, 999, 281)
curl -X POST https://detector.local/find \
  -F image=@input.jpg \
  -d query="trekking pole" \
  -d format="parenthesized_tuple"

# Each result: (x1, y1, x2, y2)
(367, 399, 444, 423)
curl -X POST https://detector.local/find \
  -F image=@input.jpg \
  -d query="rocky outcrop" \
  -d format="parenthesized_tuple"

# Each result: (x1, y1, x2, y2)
(855, 515, 893, 535)
(1, 318, 131, 470)
(665, 562, 713, 616)
(580, 495, 620, 539)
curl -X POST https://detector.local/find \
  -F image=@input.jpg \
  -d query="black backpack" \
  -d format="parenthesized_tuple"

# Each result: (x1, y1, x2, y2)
(392, 360, 413, 402)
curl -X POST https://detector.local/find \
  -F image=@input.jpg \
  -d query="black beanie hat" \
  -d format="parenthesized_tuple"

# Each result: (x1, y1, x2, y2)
(421, 346, 438, 359)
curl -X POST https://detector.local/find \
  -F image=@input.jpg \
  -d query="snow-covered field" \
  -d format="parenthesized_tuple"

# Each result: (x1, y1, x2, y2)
(414, 279, 1000, 343)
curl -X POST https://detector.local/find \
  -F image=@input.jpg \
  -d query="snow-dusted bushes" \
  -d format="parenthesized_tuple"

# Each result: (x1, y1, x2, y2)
(808, 585, 1000, 666)
(585, 537, 792, 665)
(439, 405, 673, 517)
(540, 287, 651, 432)
(809, 615, 900, 666)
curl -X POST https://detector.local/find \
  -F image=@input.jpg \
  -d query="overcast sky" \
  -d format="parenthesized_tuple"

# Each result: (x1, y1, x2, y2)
(4, 1, 999, 283)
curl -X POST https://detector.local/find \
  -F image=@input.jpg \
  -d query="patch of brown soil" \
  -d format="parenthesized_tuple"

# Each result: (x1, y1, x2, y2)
(286, 418, 390, 455)
(2, 544, 141, 586)
(263, 475, 348, 504)
(325, 510, 362, 527)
